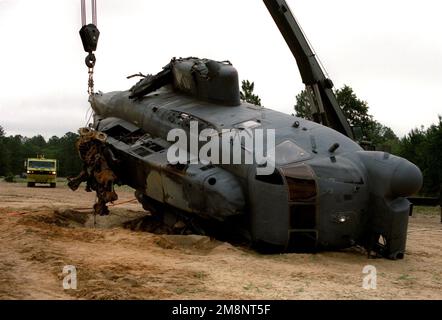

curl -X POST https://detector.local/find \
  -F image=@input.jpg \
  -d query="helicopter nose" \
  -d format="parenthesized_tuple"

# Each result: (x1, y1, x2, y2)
(390, 159, 423, 197)
(357, 151, 423, 198)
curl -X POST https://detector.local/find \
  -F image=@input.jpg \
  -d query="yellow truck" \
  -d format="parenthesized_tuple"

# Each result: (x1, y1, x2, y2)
(25, 157, 57, 188)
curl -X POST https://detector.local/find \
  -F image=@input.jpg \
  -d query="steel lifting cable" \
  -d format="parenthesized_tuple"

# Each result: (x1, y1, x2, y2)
(80, 0, 86, 26)
(79, 1, 101, 223)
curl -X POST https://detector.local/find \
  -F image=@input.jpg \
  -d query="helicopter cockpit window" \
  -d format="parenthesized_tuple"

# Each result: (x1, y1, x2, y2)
(275, 140, 310, 165)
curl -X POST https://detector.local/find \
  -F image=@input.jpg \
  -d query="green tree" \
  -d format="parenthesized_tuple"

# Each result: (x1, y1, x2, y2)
(294, 85, 398, 148)
(56, 132, 81, 177)
(4, 135, 26, 175)
(43, 136, 61, 160)
(240, 80, 262, 106)
(424, 116, 442, 195)
(334, 85, 372, 128)
(294, 90, 313, 120)
(22, 135, 47, 160)
(398, 117, 442, 195)
(0, 126, 7, 176)
(367, 120, 399, 152)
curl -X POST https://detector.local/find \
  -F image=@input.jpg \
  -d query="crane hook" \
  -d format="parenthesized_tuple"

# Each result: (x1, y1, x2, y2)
(85, 52, 96, 68)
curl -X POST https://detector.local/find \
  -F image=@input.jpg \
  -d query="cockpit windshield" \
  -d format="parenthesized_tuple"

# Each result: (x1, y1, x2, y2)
(28, 161, 56, 169)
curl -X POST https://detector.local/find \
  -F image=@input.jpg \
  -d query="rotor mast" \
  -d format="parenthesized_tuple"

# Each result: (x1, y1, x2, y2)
(263, 0, 354, 139)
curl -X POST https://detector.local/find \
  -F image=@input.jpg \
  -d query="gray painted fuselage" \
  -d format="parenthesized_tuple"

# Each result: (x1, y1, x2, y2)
(91, 83, 422, 258)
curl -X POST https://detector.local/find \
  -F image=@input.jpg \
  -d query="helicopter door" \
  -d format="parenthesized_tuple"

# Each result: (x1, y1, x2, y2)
(248, 167, 290, 248)
(280, 164, 319, 251)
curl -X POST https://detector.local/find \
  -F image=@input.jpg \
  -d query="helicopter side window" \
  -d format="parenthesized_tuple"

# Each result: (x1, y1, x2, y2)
(103, 124, 131, 138)
(102, 124, 143, 144)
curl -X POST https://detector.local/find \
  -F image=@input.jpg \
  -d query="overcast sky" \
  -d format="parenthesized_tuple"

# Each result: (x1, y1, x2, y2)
(0, 0, 441, 139)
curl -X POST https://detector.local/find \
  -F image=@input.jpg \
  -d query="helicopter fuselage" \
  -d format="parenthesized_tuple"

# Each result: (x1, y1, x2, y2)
(89, 75, 421, 259)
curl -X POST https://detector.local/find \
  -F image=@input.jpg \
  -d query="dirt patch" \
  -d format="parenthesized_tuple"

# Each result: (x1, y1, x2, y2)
(0, 180, 441, 299)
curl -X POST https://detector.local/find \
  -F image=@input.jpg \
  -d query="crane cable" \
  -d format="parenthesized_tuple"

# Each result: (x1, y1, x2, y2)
(79, 0, 100, 96)
(79, 0, 100, 223)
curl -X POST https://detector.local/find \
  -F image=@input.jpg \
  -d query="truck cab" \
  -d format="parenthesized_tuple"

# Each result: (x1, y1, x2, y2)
(25, 156, 57, 188)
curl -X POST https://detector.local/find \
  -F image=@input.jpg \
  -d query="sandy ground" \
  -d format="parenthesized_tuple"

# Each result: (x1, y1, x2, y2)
(0, 180, 441, 300)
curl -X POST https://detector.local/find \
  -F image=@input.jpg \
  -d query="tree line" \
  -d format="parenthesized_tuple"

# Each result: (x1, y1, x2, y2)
(0, 128, 82, 178)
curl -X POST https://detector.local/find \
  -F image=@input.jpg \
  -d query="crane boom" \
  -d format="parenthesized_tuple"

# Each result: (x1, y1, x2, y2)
(263, 0, 354, 139)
